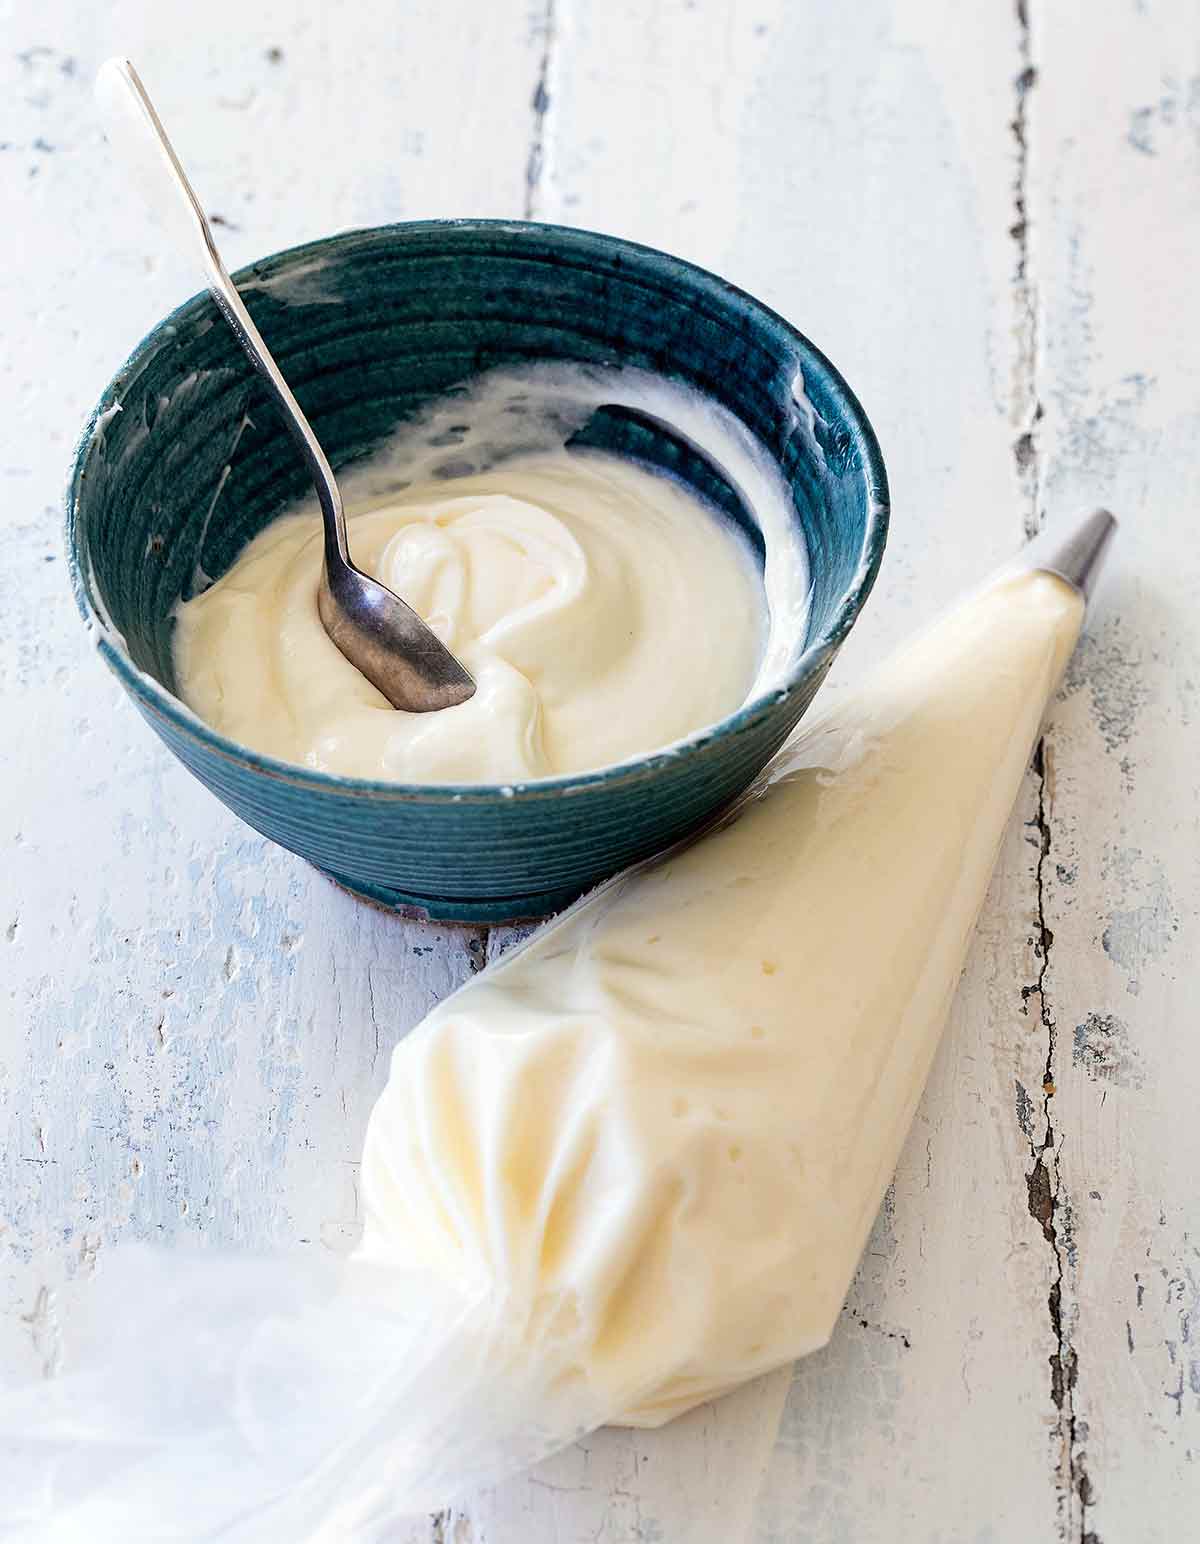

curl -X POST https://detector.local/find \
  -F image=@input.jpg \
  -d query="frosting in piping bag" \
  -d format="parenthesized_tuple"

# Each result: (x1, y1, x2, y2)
(357, 568, 1084, 1426)
(1, 565, 1086, 1537)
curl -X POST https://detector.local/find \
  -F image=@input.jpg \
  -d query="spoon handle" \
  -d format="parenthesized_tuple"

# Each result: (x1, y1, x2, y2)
(95, 59, 350, 565)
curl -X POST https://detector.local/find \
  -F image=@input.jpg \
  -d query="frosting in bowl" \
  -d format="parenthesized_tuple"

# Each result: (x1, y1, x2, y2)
(174, 450, 765, 783)
(172, 365, 814, 786)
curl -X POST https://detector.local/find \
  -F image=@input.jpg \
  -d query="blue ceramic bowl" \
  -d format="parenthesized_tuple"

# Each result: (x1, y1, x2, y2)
(67, 221, 888, 922)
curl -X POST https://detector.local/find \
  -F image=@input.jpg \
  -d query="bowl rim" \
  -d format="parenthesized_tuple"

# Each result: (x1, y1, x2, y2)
(65, 217, 889, 806)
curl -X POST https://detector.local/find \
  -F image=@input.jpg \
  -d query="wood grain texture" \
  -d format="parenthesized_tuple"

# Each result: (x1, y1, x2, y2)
(2, 1, 1196, 1540)
(1023, 4, 1200, 1540)
(472, 2, 1061, 1537)
(0, 0, 532, 1397)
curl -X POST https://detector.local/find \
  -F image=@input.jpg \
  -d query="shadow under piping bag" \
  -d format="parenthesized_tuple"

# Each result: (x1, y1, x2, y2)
(0, 514, 1112, 1542)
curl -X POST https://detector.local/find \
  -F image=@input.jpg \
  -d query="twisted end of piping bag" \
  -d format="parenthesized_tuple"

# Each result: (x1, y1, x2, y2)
(1021, 507, 1118, 609)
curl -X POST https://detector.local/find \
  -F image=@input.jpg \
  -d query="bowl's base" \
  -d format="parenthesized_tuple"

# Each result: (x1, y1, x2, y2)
(315, 864, 580, 925)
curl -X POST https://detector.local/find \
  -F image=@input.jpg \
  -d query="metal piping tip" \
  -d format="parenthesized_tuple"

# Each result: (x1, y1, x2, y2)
(1026, 508, 1118, 607)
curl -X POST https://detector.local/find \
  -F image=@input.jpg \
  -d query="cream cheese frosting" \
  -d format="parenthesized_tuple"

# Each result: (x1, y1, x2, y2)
(172, 364, 818, 785)
(356, 568, 1085, 1427)
(174, 449, 765, 783)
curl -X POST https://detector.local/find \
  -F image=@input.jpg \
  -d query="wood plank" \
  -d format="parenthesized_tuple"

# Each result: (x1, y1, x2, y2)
(0, 0, 538, 1419)
(461, 2, 1061, 1539)
(1025, 3, 1200, 1539)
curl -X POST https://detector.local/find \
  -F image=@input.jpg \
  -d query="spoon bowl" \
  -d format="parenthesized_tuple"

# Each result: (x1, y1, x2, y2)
(318, 560, 477, 714)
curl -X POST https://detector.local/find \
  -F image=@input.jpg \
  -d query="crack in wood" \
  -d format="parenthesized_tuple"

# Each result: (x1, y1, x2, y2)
(19, 1284, 60, 1379)
(466, 930, 488, 973)
(1024, 739, 1099, 1544)
(1011, 7, 1102, 1535)
(843, 1306, 913, 1351)
(524, 0, 558, 219)
(431, 1506, 474, 1543)
(1012, 0, 1043, 540)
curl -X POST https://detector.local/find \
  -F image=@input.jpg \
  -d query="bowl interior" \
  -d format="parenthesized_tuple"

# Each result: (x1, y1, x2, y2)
(71, 221, 886, 773)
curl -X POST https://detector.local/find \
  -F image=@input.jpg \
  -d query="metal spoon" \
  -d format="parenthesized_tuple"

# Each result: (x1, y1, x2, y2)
(95, 58, 476, 713)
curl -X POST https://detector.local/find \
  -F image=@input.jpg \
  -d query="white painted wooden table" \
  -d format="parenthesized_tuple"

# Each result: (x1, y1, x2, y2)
(3, 3, 1198, 1539)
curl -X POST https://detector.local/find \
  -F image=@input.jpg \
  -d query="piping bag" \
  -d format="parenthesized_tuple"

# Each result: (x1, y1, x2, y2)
(0, 512, 1115, 1541)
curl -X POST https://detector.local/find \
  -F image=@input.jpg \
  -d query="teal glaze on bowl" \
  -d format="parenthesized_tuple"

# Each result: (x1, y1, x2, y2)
(66, 221, 889, 922)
